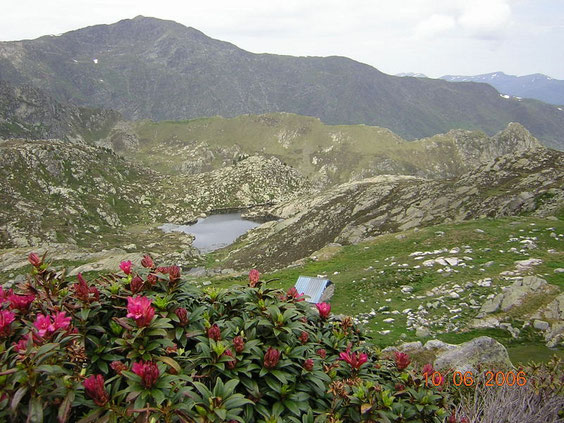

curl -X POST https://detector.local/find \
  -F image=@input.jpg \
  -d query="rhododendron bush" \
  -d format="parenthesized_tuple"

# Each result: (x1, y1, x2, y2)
(0, 254, 452, 422)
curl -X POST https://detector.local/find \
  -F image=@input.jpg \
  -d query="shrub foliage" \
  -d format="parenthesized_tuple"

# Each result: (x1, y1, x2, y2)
(0, 253, 453, 422)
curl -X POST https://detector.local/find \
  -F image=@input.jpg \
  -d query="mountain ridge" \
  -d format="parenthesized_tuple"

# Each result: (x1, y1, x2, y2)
(441, 71, 564, 106)
(1, 16, 564, 149)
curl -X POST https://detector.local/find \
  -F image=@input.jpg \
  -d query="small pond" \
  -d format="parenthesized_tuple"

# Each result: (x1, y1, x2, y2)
(159, 213, 260, 253)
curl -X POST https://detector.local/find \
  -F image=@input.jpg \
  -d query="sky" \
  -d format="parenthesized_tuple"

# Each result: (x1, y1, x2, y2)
(1, 0, 563, 79)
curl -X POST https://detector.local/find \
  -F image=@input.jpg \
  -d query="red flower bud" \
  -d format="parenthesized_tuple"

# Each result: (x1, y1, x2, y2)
(316, 348, 327, 359)
(303, 359, 314, 371)
(141, 254, 154, 269)
(147, 273, 158, 285)
(28, 252, 42, 267)
(394, 351, 411, 371)
(83, 374, 109, 406)
(422, 363, 434, 377)
(263, 347, 280, 369)
(130, 276, 144, 294)
(207, 324, 221, 341)
(315, 302, 331, 319)
(168, 265, 181, 282)
(395, 383, 405, 391)
(339, 348, 368, 370)
(132, 361, 160, 388)
(223, 349, 237, 369)
(174, 307, 189, 326)
(249, 269, 260, 287)
(299, 331, 309, 345)
(233, 336, 245, 353)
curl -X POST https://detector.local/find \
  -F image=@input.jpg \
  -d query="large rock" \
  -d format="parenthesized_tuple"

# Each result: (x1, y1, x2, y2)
(434, 336, 513, 373)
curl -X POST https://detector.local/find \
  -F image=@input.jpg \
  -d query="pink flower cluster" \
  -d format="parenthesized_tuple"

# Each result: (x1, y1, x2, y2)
(33, 311, 71, 338)
(316, 302, 331, 319)
(0, 310, 16, 337)
(126, 296, 155, 327)
(339, 348, 368, 370)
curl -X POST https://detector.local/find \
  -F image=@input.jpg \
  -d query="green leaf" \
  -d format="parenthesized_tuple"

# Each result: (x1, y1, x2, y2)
(28, 397, 43, 423)
(57, 390, 75, 423)
(214, 407, 227, 420)
(35, 343, 59, 356)
(77, 408, 104, 423)
(11, 386, 27, 411)
(284, 400, 300, 416)
(151, 389, 165, 406)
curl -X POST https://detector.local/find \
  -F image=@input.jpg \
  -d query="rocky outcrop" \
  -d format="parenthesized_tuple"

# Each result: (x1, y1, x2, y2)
(220, 149, 564, 270)
(433, 337, 513, 373)
(389, 337, 513, 373)
(0, 81, 120, 142)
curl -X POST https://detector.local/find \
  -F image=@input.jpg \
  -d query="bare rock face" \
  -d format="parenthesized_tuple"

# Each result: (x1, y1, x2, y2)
(433, 336, 513, 373)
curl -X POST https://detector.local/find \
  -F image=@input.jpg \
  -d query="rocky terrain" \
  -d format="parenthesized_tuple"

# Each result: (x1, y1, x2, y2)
(218, 147, 563, 271)
(1, 16, 564, 149)
(0, 137, 309, 249)
(0, 80, 120, 142)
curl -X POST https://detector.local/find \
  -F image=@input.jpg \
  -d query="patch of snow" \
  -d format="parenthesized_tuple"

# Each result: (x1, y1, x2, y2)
(500, 94, 510, 99)
(93, 59, 98, 64)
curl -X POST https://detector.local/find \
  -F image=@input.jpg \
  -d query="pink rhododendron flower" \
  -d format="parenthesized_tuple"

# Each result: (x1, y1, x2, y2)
(33, 313, 55, 337)
(52, 312, 71, 331)
(315, 302, 331, 319)
(339, 348, 368, 369)
(83, 374, 109, 406)
(249, 269, 260, 287)
(286, 287, 305, 302)
(126, 296, 155, 327)
(0, 310, 16, 337)
(119, 260, 132, 275)
(8, 294, 35, 311)
(132, 361, 160, 388)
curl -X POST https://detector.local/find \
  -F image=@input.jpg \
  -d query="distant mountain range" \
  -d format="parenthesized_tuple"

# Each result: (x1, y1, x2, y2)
(440, 72, 564, 106)
(1, 16, 564, 149)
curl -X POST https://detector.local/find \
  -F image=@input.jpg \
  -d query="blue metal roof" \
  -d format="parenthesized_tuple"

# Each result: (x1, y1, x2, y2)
(294, 276, 332, 303)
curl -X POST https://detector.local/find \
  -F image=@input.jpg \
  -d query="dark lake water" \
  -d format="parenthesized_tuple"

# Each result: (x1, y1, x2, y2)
(159, 213, 260, 253)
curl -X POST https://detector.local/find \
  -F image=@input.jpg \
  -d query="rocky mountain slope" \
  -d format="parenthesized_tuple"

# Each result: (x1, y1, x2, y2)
(1, 16, 564, 148)
(218, 148, 564, 271)
(111, 114, 543, 186)
(441, 72, 564, 106)
(0, 81, 120, 142)
(0, 138, 309, 249)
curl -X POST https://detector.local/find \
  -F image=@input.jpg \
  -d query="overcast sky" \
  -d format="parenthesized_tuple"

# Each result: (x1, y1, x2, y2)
(2, 0, 563, 79)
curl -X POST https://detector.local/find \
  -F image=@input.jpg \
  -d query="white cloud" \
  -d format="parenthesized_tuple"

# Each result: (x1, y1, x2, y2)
(415, 14, 456, 39)
(458, 0, 512, 39)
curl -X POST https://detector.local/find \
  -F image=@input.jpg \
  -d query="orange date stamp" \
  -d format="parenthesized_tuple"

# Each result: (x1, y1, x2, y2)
(424, 370, 528, 388)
